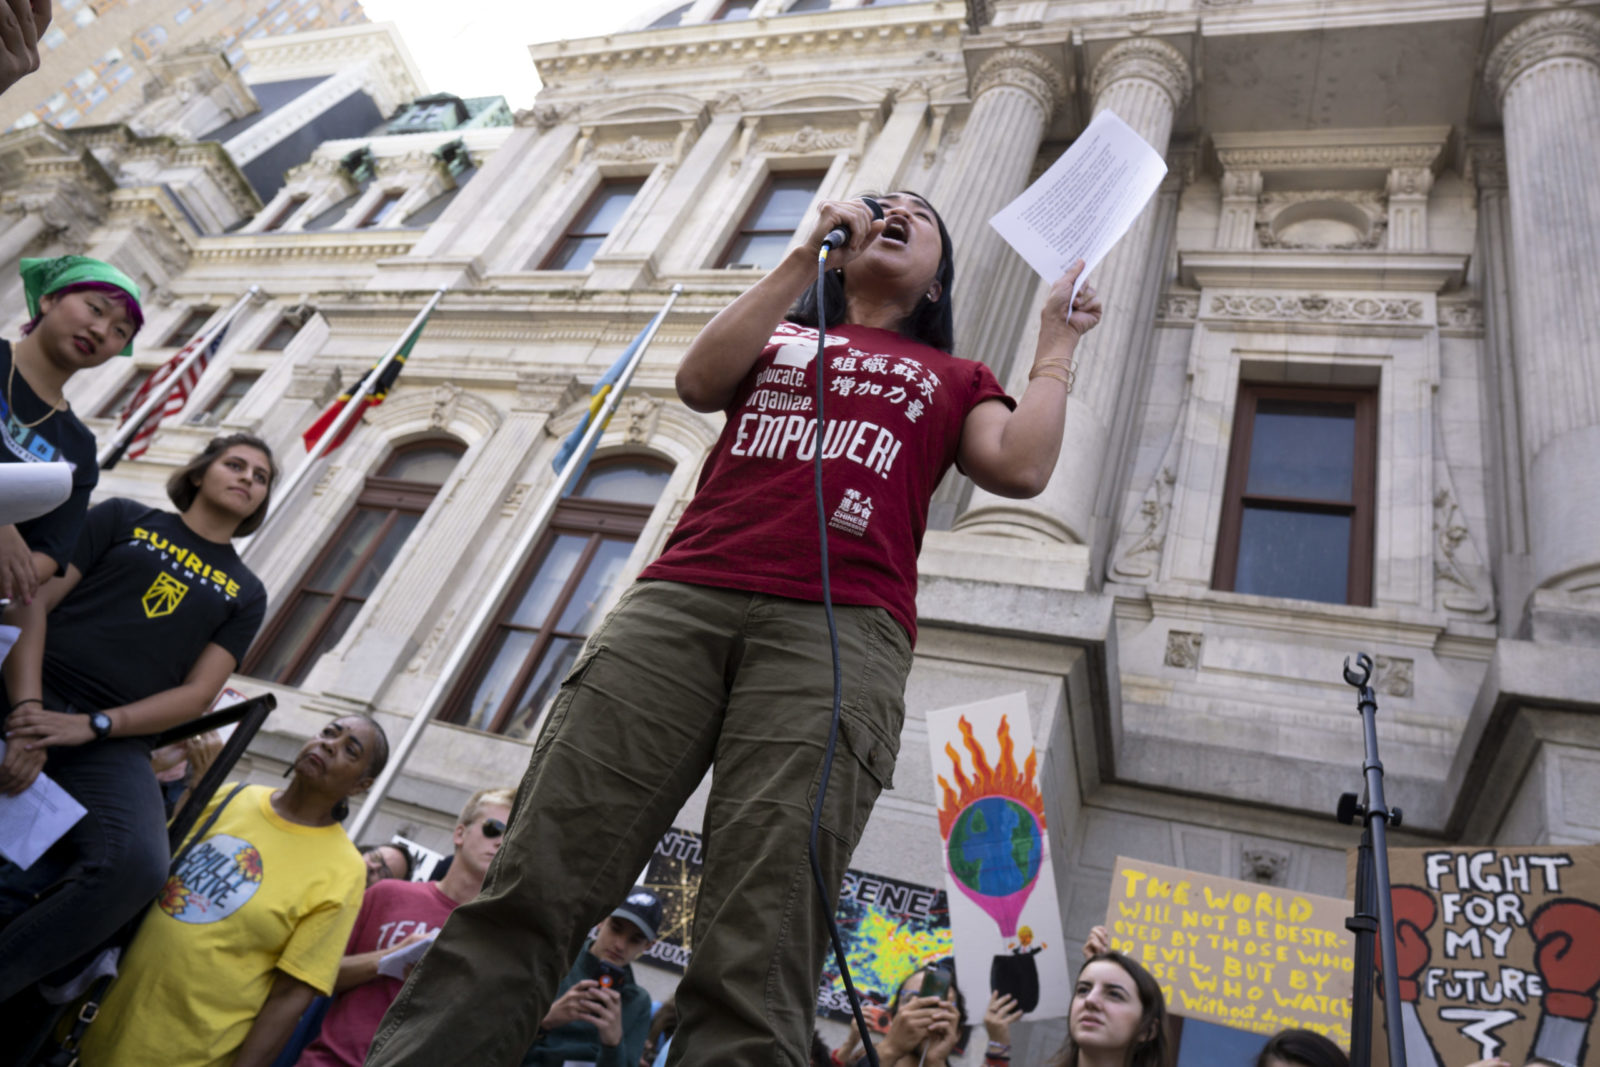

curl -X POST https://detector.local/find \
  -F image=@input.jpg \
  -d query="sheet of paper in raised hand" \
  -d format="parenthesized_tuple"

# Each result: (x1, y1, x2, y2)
(988, 109, 1169, 301)
(0, 463, 73, 527)
(0, 739, 88, 870)
(376, 929, 439, 979)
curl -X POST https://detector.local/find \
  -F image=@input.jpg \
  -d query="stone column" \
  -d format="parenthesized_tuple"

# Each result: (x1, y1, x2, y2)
(1486, 10, 1600, 596)
(850, 86, 929, 197)
(1385, 167, 1434, 251)
(930, 49, 1065, 364)
(956, 38, 1192, 544)
(0, 210, 47, 267)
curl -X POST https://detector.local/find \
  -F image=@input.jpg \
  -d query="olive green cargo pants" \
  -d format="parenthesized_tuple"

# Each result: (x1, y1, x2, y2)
(366, 579, 912, 1067)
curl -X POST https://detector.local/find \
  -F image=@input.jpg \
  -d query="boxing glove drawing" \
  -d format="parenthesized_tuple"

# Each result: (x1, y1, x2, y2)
(1528, 898, 1600, 1067)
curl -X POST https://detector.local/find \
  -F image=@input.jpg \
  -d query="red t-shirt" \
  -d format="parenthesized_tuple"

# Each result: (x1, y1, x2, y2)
(296, 880, 459, 1067)
(641, 322, 1012, 643)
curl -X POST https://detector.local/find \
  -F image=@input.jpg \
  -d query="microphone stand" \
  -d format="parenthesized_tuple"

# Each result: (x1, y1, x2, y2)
(1338, 652, 1407, 1067)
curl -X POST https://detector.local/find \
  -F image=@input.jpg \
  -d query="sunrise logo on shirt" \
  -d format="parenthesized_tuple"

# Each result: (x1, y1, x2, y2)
(141, 571, 189, 619)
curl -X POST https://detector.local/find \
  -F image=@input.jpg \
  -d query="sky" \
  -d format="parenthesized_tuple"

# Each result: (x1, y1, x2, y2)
(359, 0, 671, 108)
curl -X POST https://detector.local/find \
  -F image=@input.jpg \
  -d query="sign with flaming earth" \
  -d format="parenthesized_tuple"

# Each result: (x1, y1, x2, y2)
(928, 693, 1072, 1021)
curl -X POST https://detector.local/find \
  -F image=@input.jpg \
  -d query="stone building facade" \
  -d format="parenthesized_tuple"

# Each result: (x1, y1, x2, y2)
(3, 0, 1598, 1058)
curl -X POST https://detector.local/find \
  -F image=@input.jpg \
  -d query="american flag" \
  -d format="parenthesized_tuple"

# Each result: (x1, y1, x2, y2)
(116, 324, 230, 462)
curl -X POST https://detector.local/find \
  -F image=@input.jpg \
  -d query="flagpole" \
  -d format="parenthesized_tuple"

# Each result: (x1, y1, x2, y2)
(242, 287, 448, 555)
(349, 284, 683, 839)
(96, 286, 261, 468)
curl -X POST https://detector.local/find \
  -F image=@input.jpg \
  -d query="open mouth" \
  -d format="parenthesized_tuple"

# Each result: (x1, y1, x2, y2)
(879, 218, 910, 245)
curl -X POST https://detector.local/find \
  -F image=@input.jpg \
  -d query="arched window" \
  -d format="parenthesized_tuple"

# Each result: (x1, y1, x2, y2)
(246, 439, 465, 686)
(443, 457, 673, 738)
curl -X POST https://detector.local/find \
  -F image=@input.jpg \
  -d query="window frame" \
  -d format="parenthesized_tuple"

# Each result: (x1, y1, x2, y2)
(243, 440, 463, 685)
(99, 367, 152, 418)
(261, 193, 308, 232)
(190, 370, 261, 425)
(1211, 383, 1378, 607)
(356, 189, 405, 229)
(539, 176, 647, 271)
(716, 170, 826, 270)
(255, 316, 301, 351)
(163, 307, 216, 349)
(440, 459, 672, 736)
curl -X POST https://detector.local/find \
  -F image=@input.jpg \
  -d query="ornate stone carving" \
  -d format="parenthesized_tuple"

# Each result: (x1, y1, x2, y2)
(312, 464, 342, 497)
(406, 608, 456, 673)
(709, 90, 745, 115)
(1240, 848, 1289, 886)
(516, 102, 579, 129)
(972, 49, 1068, 118)
(1373, 655, 1414, 698)
(1208, 293, 1423, 323)
(1215, 144, 1439, 171)
(593, 135, 675, 162)
(1387, 167, 1434, 199)
(1438, 301, 1485, 334)
(1155, 293, 1198, 321)
(1486, 9, 1600, 103)
(1220, 169, 1263, 199)
(1433, 483, 1495, 618)
(515, 371, 582, 413)
(501, 482, 532, 517)
(428, 383, 462, 430)
(1112, 467, 1176, 581)
(1255, 190, 1387, 250)
(1465, 142, 1508, 190)
(1090, 38, 1194, 111)
(1164, 631, 1203, 669)
(756, 125, 855, 155)
(623, 395, 662, 445)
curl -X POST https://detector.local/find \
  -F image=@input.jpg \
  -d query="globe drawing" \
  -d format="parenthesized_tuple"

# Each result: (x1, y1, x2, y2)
(947, 796, 1043, 899)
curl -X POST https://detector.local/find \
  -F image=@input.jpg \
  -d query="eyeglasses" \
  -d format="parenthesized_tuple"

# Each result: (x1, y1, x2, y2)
(480, 818, 506, 839)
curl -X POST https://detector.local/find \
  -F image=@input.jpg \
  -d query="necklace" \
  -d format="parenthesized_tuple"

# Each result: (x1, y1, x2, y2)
(6, 356, 66, 430)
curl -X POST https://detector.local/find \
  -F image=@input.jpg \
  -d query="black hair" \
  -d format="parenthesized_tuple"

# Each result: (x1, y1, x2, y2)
(787, 190, 957, 354)
(1256, 1029, 1349, 1067)
(888, 958, 972, 1055)
(359, 841, 417, 881)
(330, 715, 390, 822)
(167, 432, 279, 537)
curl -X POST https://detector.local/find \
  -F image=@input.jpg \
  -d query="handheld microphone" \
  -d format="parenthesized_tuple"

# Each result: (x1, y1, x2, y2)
(821, 197, 884, 252)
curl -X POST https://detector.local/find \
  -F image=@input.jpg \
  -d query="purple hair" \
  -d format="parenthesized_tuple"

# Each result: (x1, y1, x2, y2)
(21, 281, 145, 337)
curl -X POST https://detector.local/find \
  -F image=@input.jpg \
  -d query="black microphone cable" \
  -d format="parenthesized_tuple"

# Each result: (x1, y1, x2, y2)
(808, 233, 881, 1067)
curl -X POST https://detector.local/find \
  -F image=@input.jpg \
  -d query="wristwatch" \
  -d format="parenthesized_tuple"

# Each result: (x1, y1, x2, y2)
(88, 711, 113, 740)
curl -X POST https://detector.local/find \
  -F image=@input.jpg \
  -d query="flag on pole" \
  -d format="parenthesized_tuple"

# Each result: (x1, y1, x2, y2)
(302, 309, 432, 454)
(551, 321, 655, 480)
(118, 324, 231, 462)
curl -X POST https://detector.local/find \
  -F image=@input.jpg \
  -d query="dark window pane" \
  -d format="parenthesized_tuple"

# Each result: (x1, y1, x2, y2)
(574, 463, 671, 504)
(286, 598, 364, 686)
(304, 192, 361, 231)
(250, 593, 332, 681)
(379, 446, 461, 484)
(723, 233, 792, 270)
(1175, 1019, 1267, 1067)
(101, 370, 152, 417)
(165, 309, 215, 348)
(360, 191, 404, 228)
(507, 534, 588, 628)
(753, 178, 819, 229)
(306, 509, 389, 591)
(714, 0, 755, 19)
(257, 319, 300, 350)
(784, 0, 831, 10)
(581, 182, 644, 233)
(1246, 400, 1356, 502)
(347, 513, 420, 598)
(458, 629, 539, 732)
(555, 538, 633, 632)
(193, 372, 260, 424)
(1235, 507, 1351, 604)
(548, 235, 604, 271)
(648, 1, 690, 27)
(501, 637, 580, 740)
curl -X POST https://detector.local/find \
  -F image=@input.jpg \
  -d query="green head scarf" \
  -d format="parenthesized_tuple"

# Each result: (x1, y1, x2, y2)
(20, 256, 144, 357)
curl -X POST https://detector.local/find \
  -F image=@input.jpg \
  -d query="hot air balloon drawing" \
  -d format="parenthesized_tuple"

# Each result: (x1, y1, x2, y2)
(931, 701, 1069, 1019)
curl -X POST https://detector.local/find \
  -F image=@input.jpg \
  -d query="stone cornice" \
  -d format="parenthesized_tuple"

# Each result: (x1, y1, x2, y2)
(971, 47, 1068, 117)
(1090, 37, 1193, 110)
(531, 4, 967, 85)
(191, 230, 424, 263)
(1179, 249, 1469, 293)
(1485, 9, 1600, 103)
(1212, 126, 1450, 173)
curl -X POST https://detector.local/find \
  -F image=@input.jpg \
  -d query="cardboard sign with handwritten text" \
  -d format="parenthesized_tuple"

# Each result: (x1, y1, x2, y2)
(1354, 845, 1600, 1067)
(1107, 857, 1354, 1047)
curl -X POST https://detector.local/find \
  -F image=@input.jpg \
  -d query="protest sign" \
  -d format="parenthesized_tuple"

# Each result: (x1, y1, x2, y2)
(637, 826, 952, 1024)
(928, 693, 1072, 1021)
(1356, 844, 1600, 1067)
(1107, 857, 1355, 1046)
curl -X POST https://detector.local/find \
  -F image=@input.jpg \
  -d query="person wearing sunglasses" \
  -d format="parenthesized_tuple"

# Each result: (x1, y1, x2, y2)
(292, 787, 513, 1067)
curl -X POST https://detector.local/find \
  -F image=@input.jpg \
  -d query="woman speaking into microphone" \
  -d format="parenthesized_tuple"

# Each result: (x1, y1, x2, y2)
(366, 193, 1102, 1067)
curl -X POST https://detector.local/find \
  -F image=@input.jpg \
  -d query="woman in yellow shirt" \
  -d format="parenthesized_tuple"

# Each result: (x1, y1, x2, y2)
(80, 715, 388, 1067)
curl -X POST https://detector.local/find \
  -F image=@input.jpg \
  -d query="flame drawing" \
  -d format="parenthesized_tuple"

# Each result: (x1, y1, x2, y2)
(937, 715, 1046, 938)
